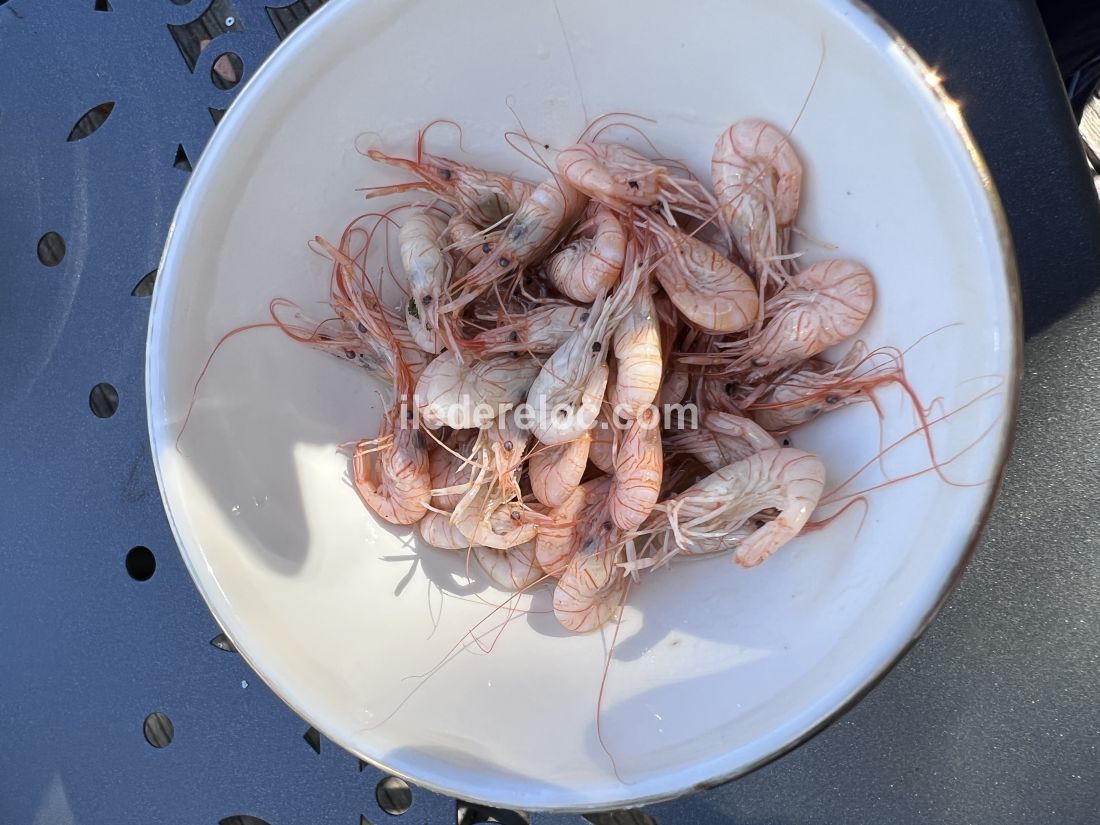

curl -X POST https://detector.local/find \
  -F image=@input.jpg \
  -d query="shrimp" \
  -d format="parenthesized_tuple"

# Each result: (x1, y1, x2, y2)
(535, 475, 611, 574)
(351, 349, 431, 528)
(466, 303, 591, 357)
(427, 434, 477, 508)
(654, 448, 825, 567)
(556, 141, 719, 222)
(446, 176, 588, 309)
(609, 408, 663, 531)
(475, 542, 545, 591)
(657, 366, 690, 408)
(546, 207, 627, 302)
(528, 264, 643, 445)
(418, 509, 471, 550)
(611, 284, 662, 419)
(665, 410, 778, 472)
(553, 521, 626, 632)
(646, 218, 759, 333)
(365, 126, 533, 226)
(588, 408, 618, 474)
(719, 259, 875, 380)
(399, 210, 452, 354)
(311, 233, 428, 381)
(415, 349, 540, 430)
(445, 215, 497, 269)
(486, 408, 531, 502)
(711, 119, 803, 284)
(453, 487, 549, 550)
(529, 433, 592, 508)
(747, 345, 905, 431)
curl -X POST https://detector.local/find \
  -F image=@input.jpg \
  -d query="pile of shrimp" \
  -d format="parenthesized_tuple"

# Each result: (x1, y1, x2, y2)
(278, 117, 886, 634)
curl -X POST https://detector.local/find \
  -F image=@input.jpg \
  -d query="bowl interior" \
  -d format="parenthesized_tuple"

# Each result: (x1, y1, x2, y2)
(148, 0, 1017, 811)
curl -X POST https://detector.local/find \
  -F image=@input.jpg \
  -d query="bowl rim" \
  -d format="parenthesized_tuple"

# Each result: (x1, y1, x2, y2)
(146, 0, 1023, 812)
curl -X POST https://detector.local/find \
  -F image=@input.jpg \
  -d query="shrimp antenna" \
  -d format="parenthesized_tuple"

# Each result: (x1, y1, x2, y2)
(417, 118, 468, 161)
(786, 35, 828, 141)
(175, 320, 280, 453)
(577, 110, 658, 143)
(503, 98, 563, 190)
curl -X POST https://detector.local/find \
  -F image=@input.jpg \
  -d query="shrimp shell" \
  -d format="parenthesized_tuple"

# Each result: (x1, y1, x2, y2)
(731, 259, 875, 379)
(649, 219, 759, 333)
(711, 119, 803, 282)
(448, 176, 588, 307)
(467, 303, 591, 357)
(418, 509, 471, 550)
(415, 350, 540, 430)
(545, 207, 626, 302)
(366, 145, 533, 227)
(552, 522, 626, 632)
(529, 433, 592, 508)
(611, 285, 663, 419)
(656, 447, 824, 567)
(399, 210, 451, 354)
(665, 410, 778, 472)
(556, 141, 719, 222)
(475, 541, 545, 591)
(351, 426, 430, 526)
(535, 475, 611, 574)
(609, 408, 664, 531)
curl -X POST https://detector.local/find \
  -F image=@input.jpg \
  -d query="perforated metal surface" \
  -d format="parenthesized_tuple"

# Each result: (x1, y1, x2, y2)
(3, 1, 1100, 824)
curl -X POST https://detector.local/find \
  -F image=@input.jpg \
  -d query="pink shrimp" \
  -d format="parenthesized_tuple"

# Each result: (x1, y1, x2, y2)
(610, 284, 663, 419)
(552, 520, 627, 632)
(465, 302, 591, 356)
(646, 217, 759, 333)
(445, 176, 588, 310)
(545, 206, 627, 302)
(665, 410, 778, 472)
(556, 141, 718, 223)
(712, 119, 804, 285)
(474, 542, 545, 591)
(529, 433, 592, 508)
(364, 124, 533, 227)
(653, 448, 825, 567)
(350, 364, 431, 526)
(609, 408, 664, 531)
(535, 475, 612, 575)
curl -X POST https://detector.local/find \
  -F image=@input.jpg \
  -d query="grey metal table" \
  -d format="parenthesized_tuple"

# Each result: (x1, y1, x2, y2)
(3, 1, 1100, 824)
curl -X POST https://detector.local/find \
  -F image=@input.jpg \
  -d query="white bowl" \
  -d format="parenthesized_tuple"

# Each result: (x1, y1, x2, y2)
(147, 0, 1019, 812)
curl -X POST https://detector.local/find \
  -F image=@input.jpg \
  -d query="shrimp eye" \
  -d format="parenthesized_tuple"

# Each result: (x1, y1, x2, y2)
(601, 520, 612, 531)
(825, 394, 840, 405)
(482, 242, 492, 253)
(782, 438, 791, 447)
(509, 330, 519, 342)
(510, 351, 520, 359)
(754, 519, 766, 529)
(628, 180, 639, 189)
(591, 342, 602, 353)
(356, 322, 367, 334)
(499, 257, 510, 267)
(344, 350, 355, 359)
(440, 168, 453, 181)
(421, 294, 433, 306)
(579, 311, 591, 323)
(725, 381, 739, 396)
(752, 357, 768, 367)
(510, 510, 521, 521)
(504, 440, 514, 452)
